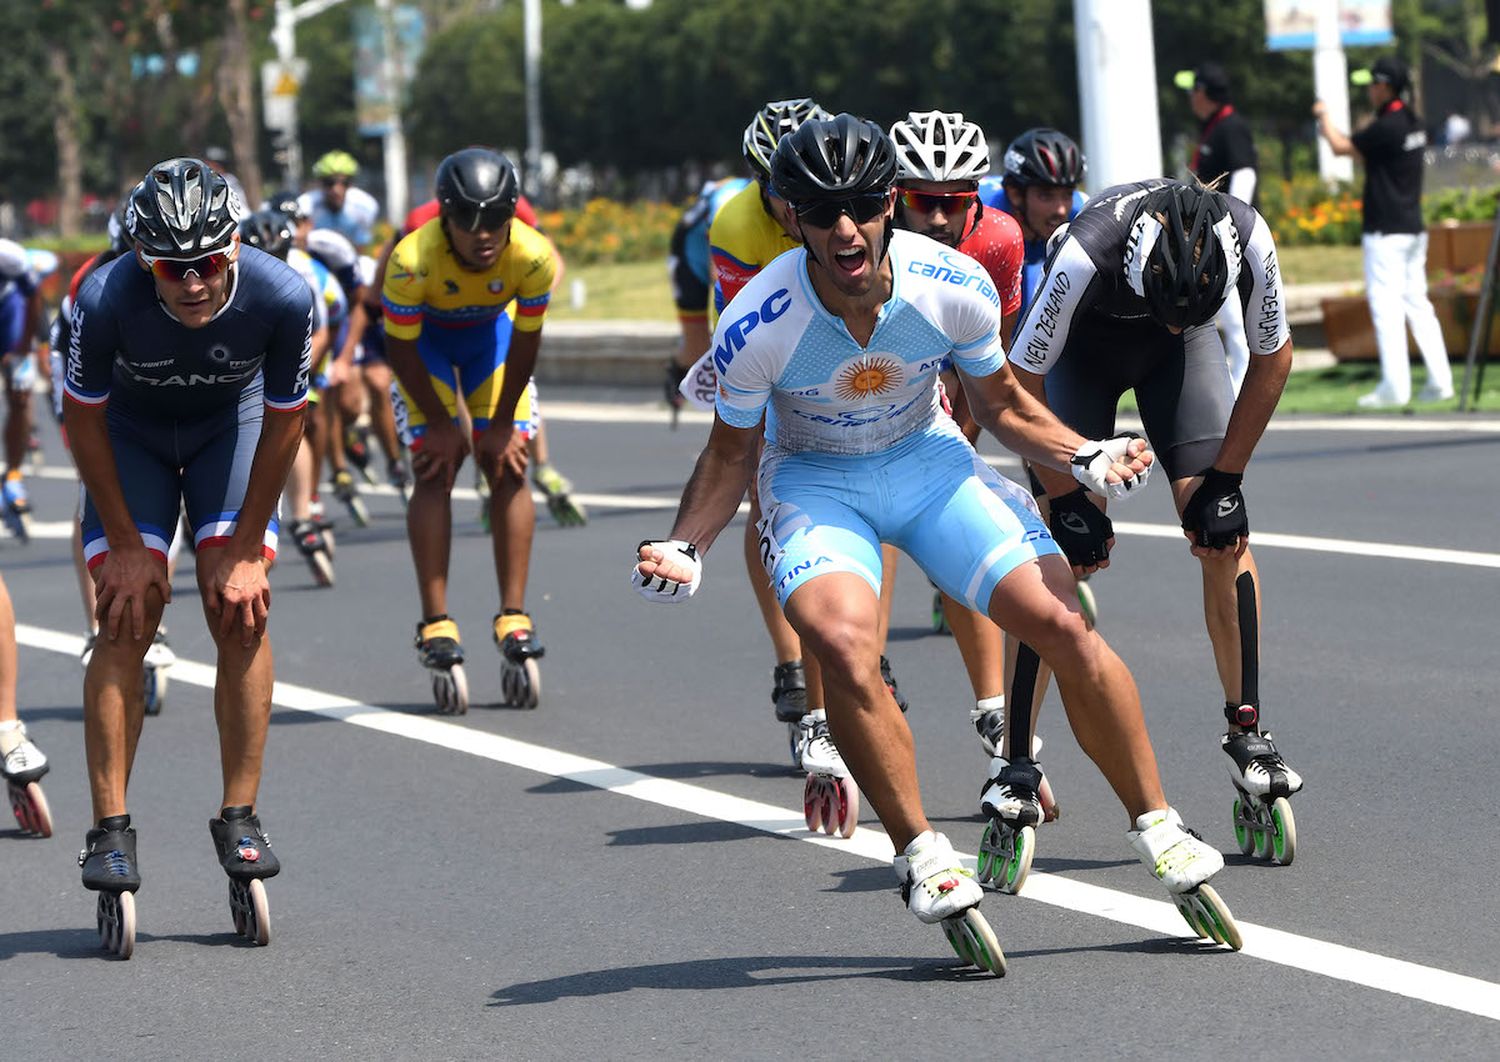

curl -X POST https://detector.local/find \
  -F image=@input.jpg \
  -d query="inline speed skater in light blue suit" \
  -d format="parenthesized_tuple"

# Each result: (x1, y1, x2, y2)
(630, 115, 1243, 975)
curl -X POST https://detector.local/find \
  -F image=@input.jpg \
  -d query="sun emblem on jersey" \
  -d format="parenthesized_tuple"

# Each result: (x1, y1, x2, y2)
(206, 342, 231, 364)
(835, 356, 903, 401)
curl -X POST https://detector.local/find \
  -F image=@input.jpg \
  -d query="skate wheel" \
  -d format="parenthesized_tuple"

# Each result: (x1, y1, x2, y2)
(22, 781, 52, 838)
(322, 527, 336, 558)
(1002, 825, 1034, 894)
(310, 548, 335, 588)
(521, 658, 541, 709)
(833, 776, 859, 839)
(1254, 802, 1276, 860)
(248, 879, 271, 945)
(802, 774, 824, 833)
(931, 590, 950, 635)
(450, 664, 469, 715)
(349, 498, 370, 527)
(976, 821, 1000, 885)
(1075, 579, 1098, 627)
(942, 908, 1006, 976)
(98, 891, 135, 959)
(1182, 882, 1242, 948)
(1232, 797, 1256, 856)
(1270, 797, 1296, 866)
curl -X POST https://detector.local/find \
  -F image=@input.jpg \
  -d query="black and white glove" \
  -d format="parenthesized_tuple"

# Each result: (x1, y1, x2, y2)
(1070, 432, 1151, 500)
(631, 539, 702, 603)
(1181, 469, 1248, 549)
(1048, 488, 1114, 569)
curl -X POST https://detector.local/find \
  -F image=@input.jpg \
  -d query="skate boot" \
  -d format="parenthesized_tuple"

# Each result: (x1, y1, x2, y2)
(894, 830, 1006, 975)
(345, 424, 378, 486)
(532, 462, 588, 527)
(209, 805, 280, 945)
(291, 518, 336, 588)
(1224, 729, 1302, 866)
(930, 587, 950, 635)
(1129, 807, 1242, 950)
(332, 468, 369, 527)
(970, 700, 1058, 822)
(1, 470, 31, 542)
(416, 616, 468, 714)
(771, 660, 808, 768)
(494, 611, 544, 709)
(879, 654, 909, 713)
(799, 710, 859, 838)
(308, 495, 336, 556)
(1, 719, 52, 837)
(977, 757, 1047, 894)
(79, 815, 140, 959)
(142, 628, 176, 716)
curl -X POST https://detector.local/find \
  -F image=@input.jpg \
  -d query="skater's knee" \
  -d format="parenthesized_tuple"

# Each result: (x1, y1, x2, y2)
(797, 618, 880, 694)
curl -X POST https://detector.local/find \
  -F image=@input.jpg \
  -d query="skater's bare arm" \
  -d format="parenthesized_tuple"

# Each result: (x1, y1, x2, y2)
(668, 416, 759, 553)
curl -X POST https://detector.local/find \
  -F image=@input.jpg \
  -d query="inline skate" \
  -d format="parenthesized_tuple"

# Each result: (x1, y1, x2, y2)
(532, 462, 588, 527)
(930, 587, 950, 635)
(494, 611, 543, 709)
(1, 470, 31, 543)
(209, 806, 280, 946)
(1129, 807, 1242, 950)
(1, 719, 52, 837)
(970, 700, 1058, 822)
(291, 518, 336, 588)
(142, 628, 175, 716)
(976, 757, 1047, 894)
(1224, 727, 1301, 866)
(79, 815, 140, 959)
(894, 830, 1005, 975)
(332, 468, 369, 527)
(799, 710, 858, 838)
(879, 654, 908, 713)
(416, 616, 468, 714)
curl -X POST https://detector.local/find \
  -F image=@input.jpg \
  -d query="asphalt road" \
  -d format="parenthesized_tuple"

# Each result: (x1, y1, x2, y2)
(3, 389, 1498, 1060)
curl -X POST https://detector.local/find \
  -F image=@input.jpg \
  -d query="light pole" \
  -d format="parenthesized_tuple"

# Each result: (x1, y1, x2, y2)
(1073, 0, 1164, 188)
(272, 0, 349, 187)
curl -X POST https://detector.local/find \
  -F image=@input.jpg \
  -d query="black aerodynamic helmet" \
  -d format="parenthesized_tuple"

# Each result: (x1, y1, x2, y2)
(237, 208, 294, 261)
(1003, 128, 1085, 188)
(1125, 182, 1242, 330)
(434, 147, 520, 231)
(770, 113, 898, 204)
(126, 157, 241, 258)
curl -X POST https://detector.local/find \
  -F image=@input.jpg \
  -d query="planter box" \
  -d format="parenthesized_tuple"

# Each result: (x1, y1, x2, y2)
(1321, 291, 1499, 360)
(1427, 220, 1494, 274)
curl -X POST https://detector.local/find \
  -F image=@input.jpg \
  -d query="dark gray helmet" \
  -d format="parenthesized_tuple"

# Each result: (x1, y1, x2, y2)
(770, 114, 897, 204)
(434, 148, 520, 231)
(126, 157, 241, 257)
(237, 208, 294, 260)
(1125, 183, 1241, 330)
(1002, 128, 1085, 188)
(742, 98, 831, 179)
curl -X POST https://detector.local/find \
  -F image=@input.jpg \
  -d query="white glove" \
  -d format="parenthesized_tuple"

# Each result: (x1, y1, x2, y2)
(1070, 432, 1151, 500)
(631, 539, 702, 603)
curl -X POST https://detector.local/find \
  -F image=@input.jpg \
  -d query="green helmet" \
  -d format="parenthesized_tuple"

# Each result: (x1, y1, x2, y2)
(312, 150, 360, 180)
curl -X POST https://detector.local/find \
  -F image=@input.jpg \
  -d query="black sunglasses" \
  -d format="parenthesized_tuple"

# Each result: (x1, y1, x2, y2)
(794, 194, 889, 229)
(445, 203, 514, 233)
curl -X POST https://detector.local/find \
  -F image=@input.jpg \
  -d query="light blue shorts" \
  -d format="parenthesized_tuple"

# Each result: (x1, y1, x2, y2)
(756, 420, 1060, 614)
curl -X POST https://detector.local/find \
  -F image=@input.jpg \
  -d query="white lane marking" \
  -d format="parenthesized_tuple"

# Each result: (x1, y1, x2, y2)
(538, 400, 1500, 435)
(16, 622, 1500, 1021)
(19, 468, 1497, 571)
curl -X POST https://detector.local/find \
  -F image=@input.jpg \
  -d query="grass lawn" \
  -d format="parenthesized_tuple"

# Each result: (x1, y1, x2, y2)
(547, 259, 674, 321)
(1275, 244, 1364, 286)
(1120, 359, 1500, 415)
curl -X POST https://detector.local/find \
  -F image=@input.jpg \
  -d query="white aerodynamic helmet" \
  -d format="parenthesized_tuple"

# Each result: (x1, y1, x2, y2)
(890, 110, 990, 183)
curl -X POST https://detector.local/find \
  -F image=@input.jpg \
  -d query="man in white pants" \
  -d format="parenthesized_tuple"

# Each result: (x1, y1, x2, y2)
(1315, 56, 1454, 408)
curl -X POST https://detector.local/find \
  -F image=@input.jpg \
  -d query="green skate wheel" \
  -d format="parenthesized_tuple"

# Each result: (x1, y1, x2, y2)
(1174, 894, 1209, 939)
(1232, 797, 1255, 856)
(1191, 884, 1243, 951)
(930, 590, 950, 635)
(1270, 797, 1296, 866)
(1254, 802, 1276, 860)
(976, 821, 1000, 884)
(1001, 825, 1034, 895)
(943, 909, 1006, 976)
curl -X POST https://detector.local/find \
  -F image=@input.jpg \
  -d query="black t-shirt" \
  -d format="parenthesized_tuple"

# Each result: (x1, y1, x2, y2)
(1192, 105, 1258, 202)
(1351, 100, 1427, 234)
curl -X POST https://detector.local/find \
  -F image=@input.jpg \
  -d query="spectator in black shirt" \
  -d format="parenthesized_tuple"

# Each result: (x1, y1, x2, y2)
(1315, 56, 1455, 407)
(1187, 62, 1259, 394)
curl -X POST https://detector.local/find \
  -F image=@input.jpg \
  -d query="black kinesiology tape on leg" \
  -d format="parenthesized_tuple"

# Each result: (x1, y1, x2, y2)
(1225, 570, 1260, 729)
(1008, 643, 1042, 759)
